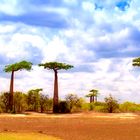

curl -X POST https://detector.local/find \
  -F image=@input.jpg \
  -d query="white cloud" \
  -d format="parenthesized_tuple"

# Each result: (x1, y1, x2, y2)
(63, 0, 78, 5)
(0, 0, 23, 15)
(82, 1, 95, 12)
(42, 36, 68, 62)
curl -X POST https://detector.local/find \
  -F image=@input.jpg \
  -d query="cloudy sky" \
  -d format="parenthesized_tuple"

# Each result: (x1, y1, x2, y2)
(0, 0, 140, 102)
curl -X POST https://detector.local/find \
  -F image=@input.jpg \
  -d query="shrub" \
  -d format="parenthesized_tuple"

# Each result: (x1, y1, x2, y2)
(119, 102, 140, 112)
(40, 93, 51, 113)
(92, 102, 107, 112)
(65, 94, 83, 113)
(81, 102, 107, 112)
(13, 92, 28, 113)
(94, 105, 107, 112)
(104, 94, 119, 113)
(59, 101, 70, 113)
(89, 103, 94, 111)
(0, 92, 10, 113)
(81, 103, 90, 111)
(27, 89, 41, 112)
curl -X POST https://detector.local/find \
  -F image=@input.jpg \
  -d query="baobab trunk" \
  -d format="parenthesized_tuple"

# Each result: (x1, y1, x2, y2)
(9, 70, 14, 111)
(90, 96, 92, 103)
(53, 70, 59, 113)
(91, 96, 94, 103)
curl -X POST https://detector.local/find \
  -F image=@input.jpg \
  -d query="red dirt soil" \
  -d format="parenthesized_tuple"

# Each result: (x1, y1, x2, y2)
(0, 112, 140, 140)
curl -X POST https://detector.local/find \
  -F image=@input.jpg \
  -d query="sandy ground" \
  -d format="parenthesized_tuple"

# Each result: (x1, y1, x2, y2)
(0, 112, 140, 140)
(0, 112, 138, 119)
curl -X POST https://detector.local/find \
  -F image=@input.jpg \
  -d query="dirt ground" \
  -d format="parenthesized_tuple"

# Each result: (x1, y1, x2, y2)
(0, 112, 140, 140)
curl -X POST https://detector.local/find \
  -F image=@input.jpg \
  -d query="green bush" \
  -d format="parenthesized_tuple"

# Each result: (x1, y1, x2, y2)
(59, 101, 70, 113)
(13, 92, 28, 113)
(104, 94, 119, 113)
(81, 103, 90, 111)
(119, 102, 140, 112)
(94, 105, 107, 112)
(81, 102, 107, 112)
(65, 94, 83, 113)
(89, 103, 94, 111)
(0, 92, 10, 113)
(93, 102, 106, 106)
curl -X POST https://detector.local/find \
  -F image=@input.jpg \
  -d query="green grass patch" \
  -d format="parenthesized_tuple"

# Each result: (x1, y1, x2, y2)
(0, 133, 61, 140)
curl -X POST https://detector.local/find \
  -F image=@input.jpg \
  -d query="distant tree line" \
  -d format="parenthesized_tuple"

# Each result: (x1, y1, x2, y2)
(0, 91, 83, 114)
(1, 91, 140, 114)
(0, 89, 53, 113)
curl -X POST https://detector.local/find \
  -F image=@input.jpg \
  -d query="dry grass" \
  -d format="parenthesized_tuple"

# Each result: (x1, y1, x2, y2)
(0, 112, 140, 140)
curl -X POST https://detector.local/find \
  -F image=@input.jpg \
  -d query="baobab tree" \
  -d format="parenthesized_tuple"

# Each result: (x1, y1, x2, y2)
(85, 93, 93, 103)
(4, 60, 32, 111)
(86, 89, 99, 103)
(132, 57, 140, 67)
(90, 89, 99, 102)
(39, 62, 73, 113)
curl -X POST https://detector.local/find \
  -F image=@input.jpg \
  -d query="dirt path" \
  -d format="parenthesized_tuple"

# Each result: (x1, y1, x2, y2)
(0, 112, 138, 119)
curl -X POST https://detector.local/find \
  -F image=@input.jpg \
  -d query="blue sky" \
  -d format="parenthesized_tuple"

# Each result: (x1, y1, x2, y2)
(0, 0, 140, 102)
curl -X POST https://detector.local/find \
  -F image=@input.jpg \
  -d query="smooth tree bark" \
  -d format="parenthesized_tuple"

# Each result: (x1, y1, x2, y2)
(53, 69, 59, 112)
(39, 62, 73, 113)
(9, 70, 14, 111)
(4, 60, 32, 111)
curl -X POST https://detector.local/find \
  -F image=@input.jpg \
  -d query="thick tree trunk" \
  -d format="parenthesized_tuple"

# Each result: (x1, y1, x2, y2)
(53, 70, 59, 113)
(9, 70, 14, 111)
(92, 96, 95, 103)
(90, 96, 92, 103)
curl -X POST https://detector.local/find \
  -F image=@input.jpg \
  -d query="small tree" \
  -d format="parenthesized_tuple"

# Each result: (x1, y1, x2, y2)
(65, 93, 82, 112)
(104, 94, 119, 113)
(0, 92, 10, 113)
(40, 93, 49, 113)
(4, 60, 32, 111)
(27, 88, 42, 112)
(13, 91, 27, 113)
(39, 62, 73, 113)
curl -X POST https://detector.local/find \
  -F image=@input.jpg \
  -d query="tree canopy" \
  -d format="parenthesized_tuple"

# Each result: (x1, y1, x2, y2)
(132, 57, 140, 67)
(38, 62, 74, 71)
(90, 89, 98, 94)
(4, 60, 32, 72)
(28, 88, 43, 93)
(86, 89, 99, 103)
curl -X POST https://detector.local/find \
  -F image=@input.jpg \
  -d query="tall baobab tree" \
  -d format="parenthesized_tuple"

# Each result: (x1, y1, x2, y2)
(39, 62, 73, 113)
(4, 60, 32, 111)
(132, 57, 140, 67)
